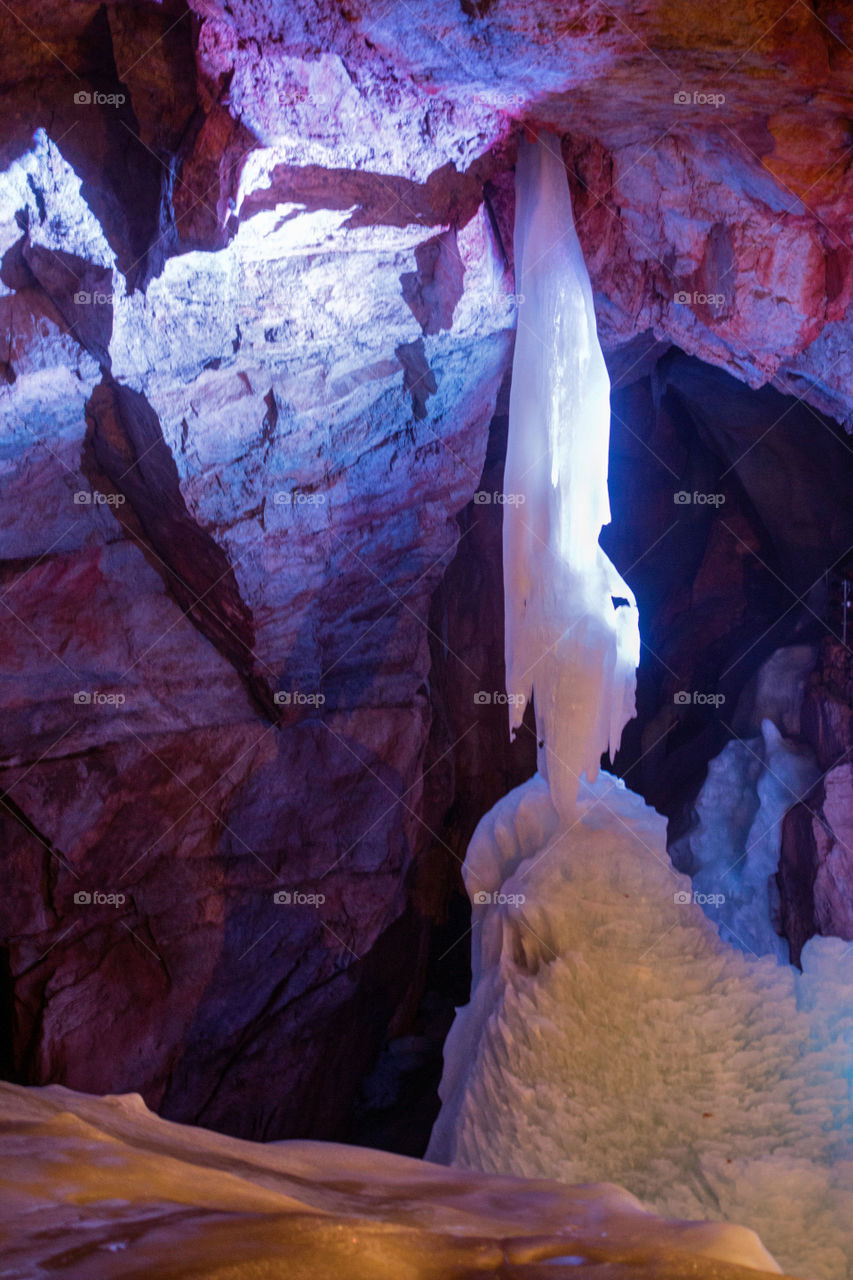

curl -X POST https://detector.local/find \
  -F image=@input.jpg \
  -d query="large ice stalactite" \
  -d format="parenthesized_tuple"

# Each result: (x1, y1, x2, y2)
(427, 139, 853, 1280)
(504, 137, 639, 820)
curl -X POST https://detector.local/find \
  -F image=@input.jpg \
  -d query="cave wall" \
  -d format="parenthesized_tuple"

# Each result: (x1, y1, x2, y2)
(600, 349, 853, 964)
(779, 639, 853, 963)
(2, 0, 853, 1139)
(0, 114, 514, 1139)
(604, 349, 853, 821)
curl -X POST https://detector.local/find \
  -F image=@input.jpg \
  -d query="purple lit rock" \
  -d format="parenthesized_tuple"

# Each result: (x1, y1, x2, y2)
(2, 0, 853, 1142)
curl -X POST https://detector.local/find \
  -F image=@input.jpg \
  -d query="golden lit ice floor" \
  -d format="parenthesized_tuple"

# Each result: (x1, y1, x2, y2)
(0, 1081, 792, 1279)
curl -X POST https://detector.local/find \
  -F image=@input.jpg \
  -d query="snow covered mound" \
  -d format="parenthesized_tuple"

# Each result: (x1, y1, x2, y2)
(0, 1079, 787, 1279)
(427, 772, 853, 1280)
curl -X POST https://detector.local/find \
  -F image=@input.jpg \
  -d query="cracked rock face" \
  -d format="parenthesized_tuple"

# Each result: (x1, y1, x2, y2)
(2, 0, 853, 1140)
(1, 124, 512, 1138)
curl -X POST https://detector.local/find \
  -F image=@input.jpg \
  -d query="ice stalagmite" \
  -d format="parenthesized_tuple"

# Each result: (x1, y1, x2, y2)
(428, 136, 853, 1280)
(504, 137, 639, 819)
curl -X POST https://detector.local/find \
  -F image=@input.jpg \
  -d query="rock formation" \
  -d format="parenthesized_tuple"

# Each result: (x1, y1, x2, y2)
(2, 0, 853, 1141)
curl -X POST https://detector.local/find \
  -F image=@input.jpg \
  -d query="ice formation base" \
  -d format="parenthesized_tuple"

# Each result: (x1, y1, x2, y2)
(427, 772, 853, 1279)
(670, 718, 820, 960)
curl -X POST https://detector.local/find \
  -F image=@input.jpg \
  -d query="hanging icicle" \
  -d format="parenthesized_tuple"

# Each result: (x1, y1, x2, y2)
(503, 137, 640, 820)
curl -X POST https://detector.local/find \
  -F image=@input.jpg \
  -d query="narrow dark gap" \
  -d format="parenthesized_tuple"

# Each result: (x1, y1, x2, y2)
(0, 949, 19, 1083)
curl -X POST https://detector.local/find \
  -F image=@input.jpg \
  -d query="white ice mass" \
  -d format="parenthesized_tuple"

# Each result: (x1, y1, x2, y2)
(502, 136, 640, 821)
(427, 137, 853, 1279)
(671, 717, 820, 961)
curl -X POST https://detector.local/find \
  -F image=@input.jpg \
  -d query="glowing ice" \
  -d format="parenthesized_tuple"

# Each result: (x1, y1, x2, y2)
(503, 137, 639, 819)
(0, 1081, 784, 1277)
(428, 137, 853, 1280)
(672, 718, 820, 961)
(427, 773, 853, 1278)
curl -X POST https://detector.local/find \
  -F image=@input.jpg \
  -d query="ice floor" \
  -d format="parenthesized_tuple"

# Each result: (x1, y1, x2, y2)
(0, 1079, 784, 1277)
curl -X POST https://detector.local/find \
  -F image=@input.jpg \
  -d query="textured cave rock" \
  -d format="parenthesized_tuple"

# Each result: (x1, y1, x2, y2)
(1, 0, 853, 1144)
(0, 119, 514, 1139)
(778, 638, 853, 963)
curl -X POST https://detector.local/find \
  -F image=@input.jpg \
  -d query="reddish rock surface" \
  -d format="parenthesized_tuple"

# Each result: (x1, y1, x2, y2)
(1, 0, 852, 1140)
(0, 105, 513, 1138)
